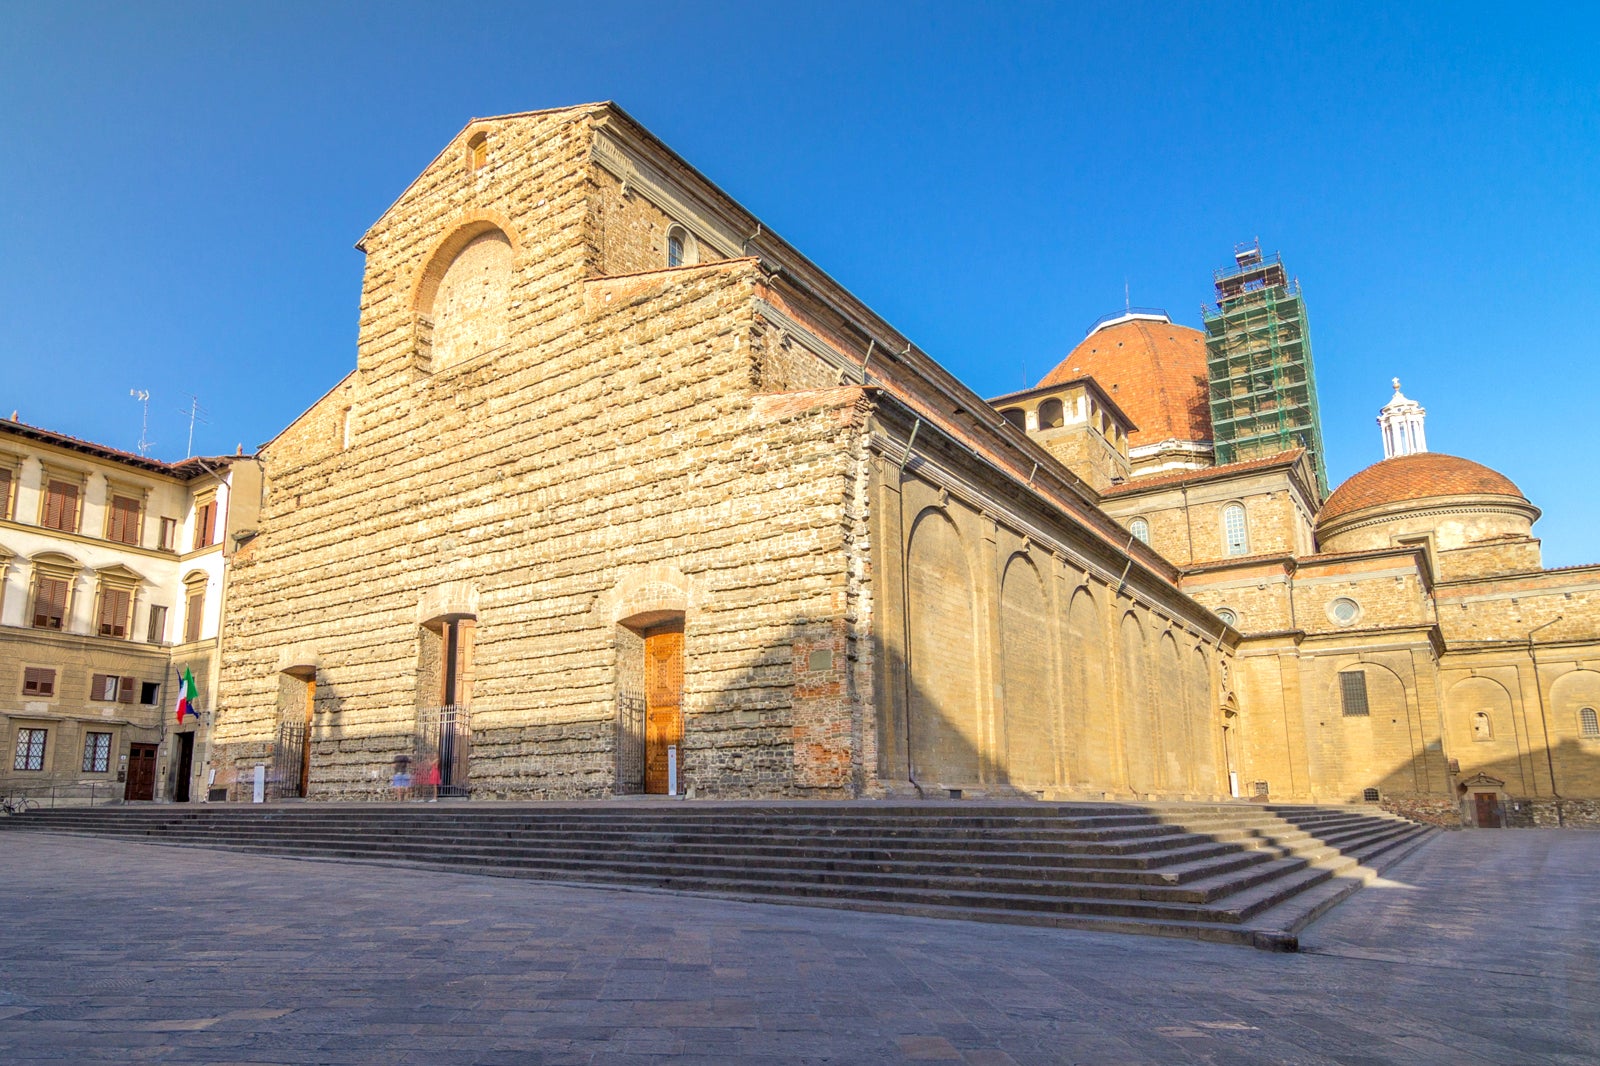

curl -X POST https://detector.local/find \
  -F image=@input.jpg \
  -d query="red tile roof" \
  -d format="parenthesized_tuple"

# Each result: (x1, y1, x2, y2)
(1038, 317, 1211, 448)
(1319, 452, 1525, 524)
(0, 418, 240, 479)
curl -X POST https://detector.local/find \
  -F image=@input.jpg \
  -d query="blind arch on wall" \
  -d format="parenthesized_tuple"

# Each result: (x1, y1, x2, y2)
(905, 509, 981, 784)
(999, 553, 1055, 786)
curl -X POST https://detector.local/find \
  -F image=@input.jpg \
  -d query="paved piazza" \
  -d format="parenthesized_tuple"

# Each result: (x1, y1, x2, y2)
(0, 828, 1595, 1064)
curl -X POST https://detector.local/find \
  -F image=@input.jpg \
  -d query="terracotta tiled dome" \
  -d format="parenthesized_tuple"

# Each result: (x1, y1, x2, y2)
(1039, 315, 1210, 447)
(1319, 453, 1525, 525)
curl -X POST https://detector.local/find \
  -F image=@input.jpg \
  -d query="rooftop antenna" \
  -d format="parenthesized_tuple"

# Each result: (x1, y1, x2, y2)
(129, 389, 154, 456)
(178, 395, 209, 459)
(1124, 279, 1131, 312)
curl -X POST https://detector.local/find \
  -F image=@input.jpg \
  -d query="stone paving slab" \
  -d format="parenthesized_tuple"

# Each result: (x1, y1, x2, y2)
(0, 829, 1595, 1064)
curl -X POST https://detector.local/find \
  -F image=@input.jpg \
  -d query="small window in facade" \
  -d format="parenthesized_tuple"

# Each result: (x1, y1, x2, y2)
(1339, 670, 1370, 717)
(97, 586, 132, 638)
(0, 465, 12, 520)
(22, 666, 56, 698)
(82, 732, 112, 774)
(1038, 398, 1064, 429)
(1223, 503, 1249, 556)
(1362, 787, 1381, 802)
(1472, 711, 1493, 741)
(193, 495, 218, 550)
(1215, 607, 1238, 628)
(32, 575, 69, 630)
(1330, 597, 1361, 626)
(14, 728, 46, 771)
(139, 681, 162, 706)
(1129, 518, 1150, 545)
(107, 493, 142, 545)
(467, 132, 488, 171)
(1581, 707, 1600, 738)
(1000, 407, 1026, 430)
(158, 517, 177, 551)
(147, 604, 168, 644)
(41, 478, 79, 532)
(667, 230, 685, 268)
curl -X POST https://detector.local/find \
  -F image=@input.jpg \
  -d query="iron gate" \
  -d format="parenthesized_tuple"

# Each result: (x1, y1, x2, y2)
(615, 690, 645, 794)
(270, 720, 306, 800)
(416, 704, 471, 799)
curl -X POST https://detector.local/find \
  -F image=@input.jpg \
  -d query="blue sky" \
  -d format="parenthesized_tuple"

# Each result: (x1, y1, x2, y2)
(3, 2, 1597, 562)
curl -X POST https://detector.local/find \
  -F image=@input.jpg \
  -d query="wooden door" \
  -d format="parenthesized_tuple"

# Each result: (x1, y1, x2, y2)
(299, 678, 315, 798)
(1474, 792, 1502, 828)
(172, 732, 194, 803)
(643, 624, 684, 795)
(125, 743, 157, 802)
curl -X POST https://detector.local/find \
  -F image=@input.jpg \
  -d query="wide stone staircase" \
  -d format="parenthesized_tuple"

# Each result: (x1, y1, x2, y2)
(1, 800, 1434, 950)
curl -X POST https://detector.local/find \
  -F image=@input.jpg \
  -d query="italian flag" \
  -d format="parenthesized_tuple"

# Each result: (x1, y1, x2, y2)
(175, 666, 199, 724)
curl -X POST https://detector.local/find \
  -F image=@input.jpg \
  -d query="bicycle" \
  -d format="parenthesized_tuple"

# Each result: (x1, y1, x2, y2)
(0, 793, 39, 815)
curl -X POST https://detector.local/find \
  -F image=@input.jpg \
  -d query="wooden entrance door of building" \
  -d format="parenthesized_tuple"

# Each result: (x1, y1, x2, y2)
(1474, 791, 1503, 828)
(172, 732, 195, 803)
(125, 743, 157, 801)
(299, 678, 315, 798)
(643, 623, 684, 795)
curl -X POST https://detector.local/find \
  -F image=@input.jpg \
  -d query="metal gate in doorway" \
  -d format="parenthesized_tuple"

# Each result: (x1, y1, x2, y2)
(615, 690, 646, 794)
(416, 704, 471, 799)
(270, 721, 306, 800)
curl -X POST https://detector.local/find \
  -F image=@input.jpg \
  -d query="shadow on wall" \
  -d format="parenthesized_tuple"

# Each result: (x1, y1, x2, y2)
(211, 589, 1231, 804)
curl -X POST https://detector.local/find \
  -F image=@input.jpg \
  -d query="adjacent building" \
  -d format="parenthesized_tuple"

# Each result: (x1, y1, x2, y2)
(0, 418, 259, 804)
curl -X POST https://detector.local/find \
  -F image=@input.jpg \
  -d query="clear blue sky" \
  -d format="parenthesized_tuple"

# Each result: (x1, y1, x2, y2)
(3, 2, 1597, 562)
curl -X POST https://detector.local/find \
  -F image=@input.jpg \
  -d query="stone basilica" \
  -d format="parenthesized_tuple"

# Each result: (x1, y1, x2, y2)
(183, 102, 1599, 828)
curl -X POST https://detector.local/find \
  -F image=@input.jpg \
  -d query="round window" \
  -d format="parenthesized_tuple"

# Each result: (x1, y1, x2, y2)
(1215, 607, 1238, 628)
(1330, 597, 1361, 625)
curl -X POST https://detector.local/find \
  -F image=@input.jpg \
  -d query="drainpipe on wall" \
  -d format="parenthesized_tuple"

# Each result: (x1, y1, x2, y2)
(897, 419, 924, 797)
(1527, 616, 1564, 825)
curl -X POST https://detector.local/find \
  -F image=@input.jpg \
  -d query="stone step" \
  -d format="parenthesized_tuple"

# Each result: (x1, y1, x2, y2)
(2, 800, 1436, 950)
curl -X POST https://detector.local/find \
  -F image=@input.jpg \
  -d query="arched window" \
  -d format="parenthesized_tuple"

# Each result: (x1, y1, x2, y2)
(1581, 707, 1600, 738)
(1129, 518, 1150, 545)
(1038, 398, 1064, 429)
(999, 407, 1026, 430)
(1472, 711, 1493, 741)
(1222, 503, 1249, 556)
(666, 225, 691, 268)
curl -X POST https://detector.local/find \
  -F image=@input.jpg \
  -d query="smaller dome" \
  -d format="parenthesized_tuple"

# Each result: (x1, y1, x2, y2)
(1319, 453, 1526, 526)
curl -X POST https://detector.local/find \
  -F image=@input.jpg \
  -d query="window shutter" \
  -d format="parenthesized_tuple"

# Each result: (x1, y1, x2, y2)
(147, 604, 168, 644)
(118, 676, 137, 703)
(185, 588, 205, 642)
(109, 495, 141, 545)
(98, 587, 131, 637)
(0, 467, 11, 520)
(44, 479, 79, 531)
(33, 576, 68, 629)
(22, 666, 56, 697)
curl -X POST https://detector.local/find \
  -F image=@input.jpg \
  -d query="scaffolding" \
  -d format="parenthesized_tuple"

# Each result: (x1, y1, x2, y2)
(1202, 241, 1329, 496)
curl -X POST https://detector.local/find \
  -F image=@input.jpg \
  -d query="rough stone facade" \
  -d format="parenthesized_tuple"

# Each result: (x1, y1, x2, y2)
(209, 104, 1232, 803)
